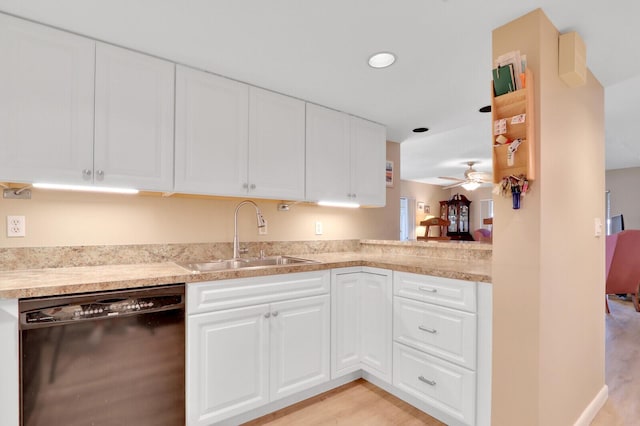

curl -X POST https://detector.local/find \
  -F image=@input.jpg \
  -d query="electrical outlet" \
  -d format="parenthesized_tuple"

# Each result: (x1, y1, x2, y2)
(315, 221, 323, 235)
(7, 215, 25, 237)
(259, 221, 268, 235)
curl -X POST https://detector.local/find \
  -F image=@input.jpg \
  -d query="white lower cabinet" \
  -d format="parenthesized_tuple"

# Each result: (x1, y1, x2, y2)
(393, 271, 480, 426)
(331, 267, 392, 383)
(186, 269, 490, 426)
(187, 272, 330, 425)
(393, 343, 476, 424)
(393, 296, 477, 370)
(188, 303, 270, 424)
(269, 296, 330, 400)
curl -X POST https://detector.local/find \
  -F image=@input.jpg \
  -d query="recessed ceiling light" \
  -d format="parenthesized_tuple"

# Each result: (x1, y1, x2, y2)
(413, 127, 429, 133)
(479, 105, 491, 113)
(368, 52, 396, 68)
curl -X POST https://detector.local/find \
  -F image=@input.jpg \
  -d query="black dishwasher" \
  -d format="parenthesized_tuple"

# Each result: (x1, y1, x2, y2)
(19, 284, 185, 426)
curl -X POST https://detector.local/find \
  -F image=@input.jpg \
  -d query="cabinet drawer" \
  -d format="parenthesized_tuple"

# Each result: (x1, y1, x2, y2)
(393, 297, 476, 369)
(188, 270, 330, 314)
(393, 271, 476, 312)
(393, 343, 475, 426)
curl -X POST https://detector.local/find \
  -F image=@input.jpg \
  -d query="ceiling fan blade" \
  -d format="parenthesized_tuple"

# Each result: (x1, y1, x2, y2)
(468, 171, 492, 181)
(438, 176, 465, 182)
(443, 181, 465, 190)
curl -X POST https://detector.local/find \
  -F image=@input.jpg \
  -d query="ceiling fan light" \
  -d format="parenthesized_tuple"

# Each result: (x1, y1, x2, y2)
(461, 181, 481, 191)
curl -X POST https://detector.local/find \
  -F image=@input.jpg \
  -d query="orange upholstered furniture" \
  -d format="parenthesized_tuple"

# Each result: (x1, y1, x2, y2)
(605, 230, 640, 313)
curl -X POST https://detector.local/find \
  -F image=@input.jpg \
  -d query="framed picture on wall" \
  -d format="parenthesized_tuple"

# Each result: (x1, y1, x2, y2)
(417, 201, 425, 212)
(386, 160, 394, 187)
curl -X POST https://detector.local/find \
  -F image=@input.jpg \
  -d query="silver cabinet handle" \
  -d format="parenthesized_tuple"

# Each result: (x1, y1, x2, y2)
(418, 286, 438, 293)
(95, 170, 104, 180)
(243, 183, 249, 189)
(82, 169, 92, 177)
(272, 311, 278, 317)
(418, 325, 437, 334)
(418, 376, 436, 386)
(250, 184, 256, 190)
(264, 312, 271, 318)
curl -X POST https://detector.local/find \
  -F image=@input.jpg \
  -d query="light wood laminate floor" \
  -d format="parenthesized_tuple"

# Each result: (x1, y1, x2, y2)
(243, 379, 445, 425)
(592, 297, 640, 425)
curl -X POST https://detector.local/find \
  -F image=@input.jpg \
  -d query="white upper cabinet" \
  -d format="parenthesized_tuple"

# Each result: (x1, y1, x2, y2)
(248, 87, 305, 200)
(94, 43, 175, 191)
(306, 103, 386, 206)
(305, 103, 351, 203)
(0, 13, 383, 201)
(0, 14, 95, 185)
(350, 116, 386, 206)
(175, 66, 306, 199)
(174, 65, 249, 196)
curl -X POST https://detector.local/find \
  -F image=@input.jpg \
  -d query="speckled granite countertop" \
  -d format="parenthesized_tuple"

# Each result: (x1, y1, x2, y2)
(0, 253, 490, 299)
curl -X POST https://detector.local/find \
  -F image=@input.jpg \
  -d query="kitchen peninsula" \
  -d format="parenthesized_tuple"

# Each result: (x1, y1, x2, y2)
(0, 240, 491, 426)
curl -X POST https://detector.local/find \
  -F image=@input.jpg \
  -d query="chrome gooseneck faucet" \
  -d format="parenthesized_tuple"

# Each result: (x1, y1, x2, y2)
(233, 200, 266, 259)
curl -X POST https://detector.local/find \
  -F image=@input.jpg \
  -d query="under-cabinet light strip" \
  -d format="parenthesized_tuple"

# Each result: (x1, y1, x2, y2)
(317, 200, 360, 208)
(33, 183, 139, 195)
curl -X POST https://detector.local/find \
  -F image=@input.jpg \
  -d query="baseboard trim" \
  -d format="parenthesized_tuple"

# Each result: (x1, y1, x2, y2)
(574, 385, 608, 426)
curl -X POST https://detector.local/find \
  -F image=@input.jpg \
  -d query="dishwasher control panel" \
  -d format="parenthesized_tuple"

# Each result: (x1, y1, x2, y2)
(20, 287, 184, 327)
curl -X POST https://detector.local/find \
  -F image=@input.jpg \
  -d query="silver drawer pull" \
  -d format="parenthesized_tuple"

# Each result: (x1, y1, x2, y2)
(418, 376, 436, 386)
(418, 286, 438, 293)
(418, 325, 437, 334)
(264, 312, 271, 318)
(272, 311, 279, 317)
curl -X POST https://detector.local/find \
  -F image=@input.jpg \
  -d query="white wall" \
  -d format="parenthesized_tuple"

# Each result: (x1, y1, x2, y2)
(606, 167, 640, 229)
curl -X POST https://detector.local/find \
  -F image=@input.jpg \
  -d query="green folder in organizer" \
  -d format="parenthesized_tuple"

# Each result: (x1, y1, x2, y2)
(493, 64, 515, 96)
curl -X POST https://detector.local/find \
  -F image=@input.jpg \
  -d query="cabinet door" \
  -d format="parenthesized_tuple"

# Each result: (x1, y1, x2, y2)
(248, 87, 305, 200)
(360, 270, 393, 382)
(175, 65, 249, 196)
(350, 116, 386, 206)
(331, 272, 361, 378)
(305, 103, 350, 203)
(94, 43, 174, 191)
(0, 14, 94, 185)
(270, 295, 330, 401)
(187, 304, 270, 426)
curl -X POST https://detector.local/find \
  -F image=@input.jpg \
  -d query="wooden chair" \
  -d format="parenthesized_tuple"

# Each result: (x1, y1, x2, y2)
(417, 217, 451, 241)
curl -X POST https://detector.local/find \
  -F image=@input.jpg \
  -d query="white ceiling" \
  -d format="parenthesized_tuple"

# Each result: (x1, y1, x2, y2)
(1, 0, 639, 185)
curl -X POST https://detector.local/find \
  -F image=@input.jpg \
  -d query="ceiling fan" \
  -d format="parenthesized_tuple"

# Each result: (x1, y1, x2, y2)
(439, 161, 492, 191)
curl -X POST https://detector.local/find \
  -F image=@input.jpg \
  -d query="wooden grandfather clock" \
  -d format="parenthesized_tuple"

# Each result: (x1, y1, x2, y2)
(439, 194, 473, 241)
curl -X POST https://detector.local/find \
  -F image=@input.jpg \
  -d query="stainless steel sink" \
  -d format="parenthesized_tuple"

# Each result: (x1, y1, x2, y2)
(177, 256, 318, 273)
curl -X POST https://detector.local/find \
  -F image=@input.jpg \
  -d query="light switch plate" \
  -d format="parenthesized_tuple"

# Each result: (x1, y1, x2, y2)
(594, 217, 602, 237)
